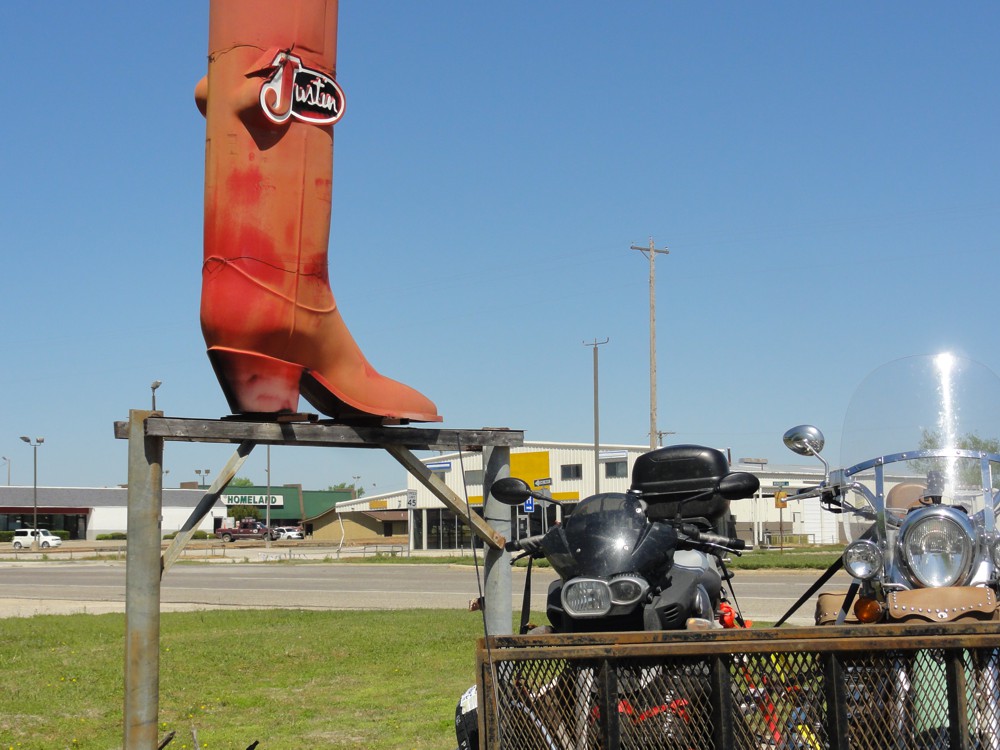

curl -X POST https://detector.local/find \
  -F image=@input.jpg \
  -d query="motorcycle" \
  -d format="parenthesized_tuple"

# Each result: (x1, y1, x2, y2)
(455, 444, 758, 750)
(778, 353, 1000, 749)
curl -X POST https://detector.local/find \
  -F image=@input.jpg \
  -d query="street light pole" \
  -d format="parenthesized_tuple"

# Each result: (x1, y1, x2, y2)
(1, 456, 9, 486)
(150, 380, 162, 410)
(19, 437, 44, 550)
(584, 338, 609, 494)
(630, 238, 670, 450)
(265, 446, 271, 549)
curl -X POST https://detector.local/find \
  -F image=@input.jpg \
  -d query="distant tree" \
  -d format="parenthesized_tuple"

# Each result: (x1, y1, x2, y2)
(329, 482, 365, 498)
(231, 505, 262, 522)
(918, 430, 1000, 489)
(230, 477, 254, 487)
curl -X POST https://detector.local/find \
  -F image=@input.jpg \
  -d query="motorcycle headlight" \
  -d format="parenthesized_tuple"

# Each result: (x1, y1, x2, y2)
(843, 539, 882, 580)
(899, 507, 975, 588)
(608, 575, 650, 607)
(562, 578, 612, 618)
(562, 575, 650, 618)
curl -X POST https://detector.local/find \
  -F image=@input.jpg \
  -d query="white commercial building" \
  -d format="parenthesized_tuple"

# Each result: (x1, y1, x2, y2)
(335, 441, 831, 551)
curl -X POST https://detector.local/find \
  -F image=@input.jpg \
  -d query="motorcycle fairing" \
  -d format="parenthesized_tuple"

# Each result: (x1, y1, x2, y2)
(643, 551, 722, 630)
(541, 492, 677, 581)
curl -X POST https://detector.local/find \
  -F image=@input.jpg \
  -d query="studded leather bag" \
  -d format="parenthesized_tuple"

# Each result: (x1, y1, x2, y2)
(887, 586, 997, 623)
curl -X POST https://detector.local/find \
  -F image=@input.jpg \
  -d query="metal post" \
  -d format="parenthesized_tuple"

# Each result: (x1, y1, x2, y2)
(630, 239, 669, 450)
(32, 445, 37, 547)
(585, 338, 609, 495)
(482, 445, 512, 636)
(265, 445, 271, 549)
(710, 655, 736, 750)
(822, 652, 850, 750)
(19, 437, 43, 549)
(124, 409, 163, 749)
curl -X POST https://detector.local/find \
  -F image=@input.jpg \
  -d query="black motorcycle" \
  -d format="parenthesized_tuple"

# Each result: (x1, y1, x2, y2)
(455, 444, 758, 750)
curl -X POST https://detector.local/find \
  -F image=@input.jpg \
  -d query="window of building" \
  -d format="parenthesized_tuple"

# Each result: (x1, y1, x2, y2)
(605, 460, 627, 479)
(561, 464, 583, 480)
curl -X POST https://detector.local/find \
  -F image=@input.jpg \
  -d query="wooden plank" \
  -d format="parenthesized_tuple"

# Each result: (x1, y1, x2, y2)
(160, 441, 256, 575)
(385, 444, 506, 550)
(484, 621, 1000, 650)
(480, 622, 1000, 662)
(114, 417, 523, 452)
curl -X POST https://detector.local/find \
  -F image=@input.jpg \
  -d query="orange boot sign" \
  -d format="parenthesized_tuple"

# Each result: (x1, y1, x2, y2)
(195, 0, 440, 424)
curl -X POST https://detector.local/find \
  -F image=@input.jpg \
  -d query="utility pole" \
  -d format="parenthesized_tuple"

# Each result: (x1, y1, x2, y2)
(584, 338, 609, 494)
(630, 238, 669, 450)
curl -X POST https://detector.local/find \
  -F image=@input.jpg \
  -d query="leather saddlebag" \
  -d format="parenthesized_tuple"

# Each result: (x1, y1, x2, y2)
(887, 586, 997, 623)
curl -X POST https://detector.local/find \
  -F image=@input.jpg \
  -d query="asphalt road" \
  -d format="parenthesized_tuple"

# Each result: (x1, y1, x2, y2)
(0, 560, 850, 624)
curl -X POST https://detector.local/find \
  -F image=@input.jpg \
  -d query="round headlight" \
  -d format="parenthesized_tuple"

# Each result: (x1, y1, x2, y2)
(608, 575, 649, 606)
(899, 508, 975, 588)
(843, 540, 882, 580)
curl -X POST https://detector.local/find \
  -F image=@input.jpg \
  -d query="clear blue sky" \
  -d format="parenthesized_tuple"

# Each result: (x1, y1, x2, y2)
(2, 1, 998, 493)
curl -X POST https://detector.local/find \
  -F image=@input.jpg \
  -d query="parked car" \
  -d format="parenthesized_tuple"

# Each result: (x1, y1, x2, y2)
(273, 526, 304, 540)
(12, 529, 63, 549)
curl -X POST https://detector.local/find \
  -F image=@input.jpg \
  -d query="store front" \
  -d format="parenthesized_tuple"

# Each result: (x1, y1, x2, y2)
(0, 507, 90, 539)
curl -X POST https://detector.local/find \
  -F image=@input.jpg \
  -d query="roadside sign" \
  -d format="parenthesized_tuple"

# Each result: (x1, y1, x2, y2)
(774, 481, 790, 487)
(524, 497, 535, 512)
(534, 478, 552, 487)
(406, 489, 417, 508)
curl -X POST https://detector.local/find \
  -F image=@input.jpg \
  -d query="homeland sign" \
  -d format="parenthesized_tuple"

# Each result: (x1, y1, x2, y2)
(223, 494, 283, 507)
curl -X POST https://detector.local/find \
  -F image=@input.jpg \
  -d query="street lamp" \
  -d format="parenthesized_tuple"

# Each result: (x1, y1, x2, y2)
(195, 469, 211, 488)
(1, 456, 9, 486)
(151, 380, 162, 410)
(19, 437, 43, 550)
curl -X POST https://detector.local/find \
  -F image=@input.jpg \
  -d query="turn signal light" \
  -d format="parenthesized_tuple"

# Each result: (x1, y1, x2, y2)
(854, 597, 885, 623)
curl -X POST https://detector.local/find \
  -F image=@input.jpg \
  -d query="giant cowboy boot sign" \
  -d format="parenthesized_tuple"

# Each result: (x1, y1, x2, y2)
(195, 0, 440, 424)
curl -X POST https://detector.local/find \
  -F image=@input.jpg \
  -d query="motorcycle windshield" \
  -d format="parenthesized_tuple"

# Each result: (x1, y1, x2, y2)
(542, 492, 654, 580)
(839, 353, 1000, 535)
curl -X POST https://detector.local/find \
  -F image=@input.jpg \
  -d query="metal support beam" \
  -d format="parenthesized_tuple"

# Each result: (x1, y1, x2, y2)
(115, 412, 521, 750)
(161, 440, 256, 574)
(384, 444, 506, 550)
(124, 409, 163, 749)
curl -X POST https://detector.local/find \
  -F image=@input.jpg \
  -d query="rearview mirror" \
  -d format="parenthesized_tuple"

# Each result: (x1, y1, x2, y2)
(783, 425, 825, 457)
(718, 472, 760, 500)
(489, 477, 533, 506)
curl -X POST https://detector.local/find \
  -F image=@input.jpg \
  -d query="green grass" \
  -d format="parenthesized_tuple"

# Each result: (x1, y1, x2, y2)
(238, 547, 842, 570)
(0, 609, 490, 750)
(727, 545, 842, 570)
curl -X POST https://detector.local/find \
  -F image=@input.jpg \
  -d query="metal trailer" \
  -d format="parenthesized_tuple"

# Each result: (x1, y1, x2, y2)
(476, 622, 1000, 750)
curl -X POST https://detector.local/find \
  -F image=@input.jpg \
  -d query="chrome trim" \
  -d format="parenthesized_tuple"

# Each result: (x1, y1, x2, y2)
(897, 505, 977, 588)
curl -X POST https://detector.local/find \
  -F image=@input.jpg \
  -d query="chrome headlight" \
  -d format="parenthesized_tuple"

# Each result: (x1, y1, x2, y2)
(562, 575, 649, 618)
(843, 539, 882, 580)
(898, 507, 975, 588)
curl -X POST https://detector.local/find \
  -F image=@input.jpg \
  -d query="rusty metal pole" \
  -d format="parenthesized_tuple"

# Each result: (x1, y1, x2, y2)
(124, 409, 163, 749)
(482, 445, 512, 636)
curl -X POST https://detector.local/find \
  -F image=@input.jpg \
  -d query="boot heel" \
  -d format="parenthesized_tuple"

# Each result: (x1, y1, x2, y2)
(207, 347, 303, 414)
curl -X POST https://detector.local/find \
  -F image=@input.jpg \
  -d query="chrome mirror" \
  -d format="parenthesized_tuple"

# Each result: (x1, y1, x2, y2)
(783, 425, 826, 457)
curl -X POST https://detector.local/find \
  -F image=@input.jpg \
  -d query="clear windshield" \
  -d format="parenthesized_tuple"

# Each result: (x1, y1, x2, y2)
(838, 353, 1000, 538)
(542, 492, 653, 579)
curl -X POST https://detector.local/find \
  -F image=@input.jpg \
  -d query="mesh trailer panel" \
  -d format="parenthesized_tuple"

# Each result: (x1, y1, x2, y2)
(476, 623, 1000, 750)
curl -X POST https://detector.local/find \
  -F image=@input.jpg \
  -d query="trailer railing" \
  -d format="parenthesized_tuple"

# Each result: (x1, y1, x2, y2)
(477, 622, 1000, 750)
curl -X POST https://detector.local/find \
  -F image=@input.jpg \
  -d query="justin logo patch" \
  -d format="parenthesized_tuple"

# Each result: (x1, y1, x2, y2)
(259, 51, 345, 126)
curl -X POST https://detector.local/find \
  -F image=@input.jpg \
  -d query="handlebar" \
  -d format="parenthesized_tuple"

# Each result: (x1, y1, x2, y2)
(676, 523, 746, 554)
(505, 534, 546, 556)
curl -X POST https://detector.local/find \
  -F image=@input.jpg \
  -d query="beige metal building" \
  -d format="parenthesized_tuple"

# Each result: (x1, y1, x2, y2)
(334, 442, 829, 552)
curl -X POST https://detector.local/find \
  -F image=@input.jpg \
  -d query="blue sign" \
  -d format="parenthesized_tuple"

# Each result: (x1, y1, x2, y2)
(524, 497, 535, 512)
